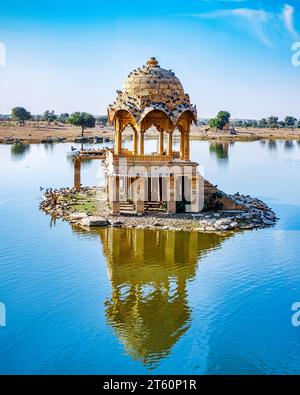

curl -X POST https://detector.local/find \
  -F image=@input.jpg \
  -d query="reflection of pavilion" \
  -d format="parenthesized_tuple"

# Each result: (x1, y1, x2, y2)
(98, 227, 231, 367)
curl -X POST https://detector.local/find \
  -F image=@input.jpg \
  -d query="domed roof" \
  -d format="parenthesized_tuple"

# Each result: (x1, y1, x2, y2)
(108, 57, 197, 126)
(123, 57, 186, 105)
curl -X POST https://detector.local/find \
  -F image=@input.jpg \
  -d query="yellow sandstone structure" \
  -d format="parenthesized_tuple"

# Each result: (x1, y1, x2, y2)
(105, 57, 201, 215)
(73, 58, 248, 216)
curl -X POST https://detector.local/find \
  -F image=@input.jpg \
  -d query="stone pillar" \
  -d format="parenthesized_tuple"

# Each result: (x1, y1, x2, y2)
(114, 118, 122, 155)
(105, 171, 109, 201)
(114, 130, 122, 155)
(190, 175, 200, 213)
(184, 131, 190, 160)
(138, 128, 144, 156)
(159, 131, 164, 155)
(133, 129, 138, 155)
(180, 130, 185, 160)
(110, 175, 120, 214)
(135, 177, 145, 214)
(167, 174, 176, 214)
(167, 131, 173, 156)
(74, 157, 81, 190)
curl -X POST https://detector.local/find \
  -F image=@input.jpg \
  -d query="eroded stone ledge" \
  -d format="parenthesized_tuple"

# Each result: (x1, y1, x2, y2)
(39, 187, 278, 233)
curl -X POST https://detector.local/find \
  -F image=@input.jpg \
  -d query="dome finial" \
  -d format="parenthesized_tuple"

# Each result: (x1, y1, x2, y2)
(147, 57, 158, 66)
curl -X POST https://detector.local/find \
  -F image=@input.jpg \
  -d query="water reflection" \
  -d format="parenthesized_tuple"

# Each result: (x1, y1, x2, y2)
(96, 227, 232, 368)
(10, 142, 30, 160)
(267, 140, 277, 150)
(284, 140, 294, 151)
(209, 142, 230, 163)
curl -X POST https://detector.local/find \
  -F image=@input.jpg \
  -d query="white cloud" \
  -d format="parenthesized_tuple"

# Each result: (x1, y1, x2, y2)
(282, 4, 298, 39)
(182, 4, 299, 45)
(183, 8, 272, 46)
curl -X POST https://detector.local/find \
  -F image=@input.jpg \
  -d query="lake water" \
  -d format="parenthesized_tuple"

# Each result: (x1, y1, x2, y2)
(0, 139, 300, 374)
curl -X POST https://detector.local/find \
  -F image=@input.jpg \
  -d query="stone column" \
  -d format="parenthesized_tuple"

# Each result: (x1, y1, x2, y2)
(74, 157, 81, 190)
(114, 130, 122, 155)
(133, 129, 138, 155)
(190, 175, 200, 213)
(114, 118, 122, 155)
(159, 131, 164, 155)
(105, 171, 109, 201)
(110, 175, 120, 215)
(184, 130, 190, 160)
(167, 174, 176, 214)
(135, 177, 145, 214)
(167, 131, 173, 156)
(139, 129, 144, 156)
(180, 130, 185, 160)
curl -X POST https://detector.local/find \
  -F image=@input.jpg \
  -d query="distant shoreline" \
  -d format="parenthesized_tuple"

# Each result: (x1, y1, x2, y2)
(1, 122, 300, 144)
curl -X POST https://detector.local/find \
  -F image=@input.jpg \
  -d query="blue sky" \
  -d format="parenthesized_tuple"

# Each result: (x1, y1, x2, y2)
(0, 0, 299, 118)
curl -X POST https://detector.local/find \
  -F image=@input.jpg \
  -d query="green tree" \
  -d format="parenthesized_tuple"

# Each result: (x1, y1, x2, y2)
(68, 112, 96, 137)
(284, 116, 297, 128)
(278, 121, 286, 128)
(217, 111, 230, 129)
(58, 113, 69, 123)
(208, 118, 218, 130)
(11, 107, 31, 126)
(209, 111, 230, 130)
(268, 116, 279, 129)
(258, 118, 268, 128)
(297, 119, 300, 129)
(43, 110, 57, 125)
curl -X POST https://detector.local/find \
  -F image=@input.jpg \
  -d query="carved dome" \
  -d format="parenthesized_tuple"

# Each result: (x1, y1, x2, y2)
(123, 57, 186, 106)
(108, 57, 197, 126)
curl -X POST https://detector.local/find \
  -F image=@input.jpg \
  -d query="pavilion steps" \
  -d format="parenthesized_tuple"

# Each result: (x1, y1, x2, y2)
(119, 201, 136, 214)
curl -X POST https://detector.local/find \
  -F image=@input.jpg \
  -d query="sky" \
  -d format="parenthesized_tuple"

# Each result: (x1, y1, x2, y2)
(0, 0, 300, 119)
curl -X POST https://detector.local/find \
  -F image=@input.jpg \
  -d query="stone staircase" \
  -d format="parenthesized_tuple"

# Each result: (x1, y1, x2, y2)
(119, 201, 136, 214)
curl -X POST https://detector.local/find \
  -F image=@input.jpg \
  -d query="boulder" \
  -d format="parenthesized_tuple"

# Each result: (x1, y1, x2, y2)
(110, 221, 124, 228)
(80, 216, 109, 227)
(69, 212, 87, 220)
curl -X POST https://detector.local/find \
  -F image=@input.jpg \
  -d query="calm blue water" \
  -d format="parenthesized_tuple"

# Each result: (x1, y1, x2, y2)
(0, 140, 300, 374)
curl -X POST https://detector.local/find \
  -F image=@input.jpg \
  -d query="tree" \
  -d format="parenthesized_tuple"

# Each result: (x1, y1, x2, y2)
(209, 111, 230, 130)
(278, 121, 286, 128)
(268, 116, 279, 129)
(297, 119, 300, 129)
(284, 116, 297, 128)
(68, 112, 96, 137)
(58, 113, 69, 123)
(43, 110, 57, 125)
(11, 107, 31, 126)
(258, 118, 268, 128)
(208, 118, 218, 130)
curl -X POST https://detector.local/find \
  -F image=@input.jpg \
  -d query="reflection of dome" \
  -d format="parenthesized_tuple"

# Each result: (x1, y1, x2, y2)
(108, 57, 197, 125)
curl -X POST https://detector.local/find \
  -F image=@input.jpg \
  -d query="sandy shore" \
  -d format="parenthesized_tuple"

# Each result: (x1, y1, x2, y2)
(1, 122, 300, 143)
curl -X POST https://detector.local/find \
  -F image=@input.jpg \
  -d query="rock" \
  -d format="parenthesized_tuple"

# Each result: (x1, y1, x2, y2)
(69, 212, 87, 220)
(80, 216, 109, 227)
(110, 221, 124, 228)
